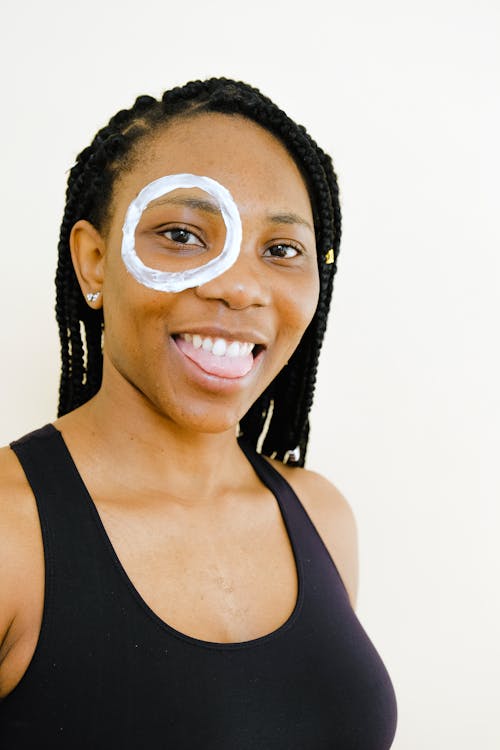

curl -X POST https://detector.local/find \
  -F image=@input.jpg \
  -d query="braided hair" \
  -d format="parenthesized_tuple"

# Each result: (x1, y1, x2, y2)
(55, 78, 341, 466)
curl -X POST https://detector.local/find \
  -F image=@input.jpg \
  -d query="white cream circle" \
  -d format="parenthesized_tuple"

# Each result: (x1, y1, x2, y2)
(121, 173, 242, 293)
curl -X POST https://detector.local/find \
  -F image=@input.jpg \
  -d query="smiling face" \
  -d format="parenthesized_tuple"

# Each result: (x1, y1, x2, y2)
(84, 113, 320, 433)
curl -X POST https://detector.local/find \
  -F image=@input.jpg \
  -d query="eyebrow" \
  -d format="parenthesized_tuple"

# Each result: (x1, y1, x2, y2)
(267, 212, 314, 233)
(145, 197, 314, 232)
(146, 196, 221, 215)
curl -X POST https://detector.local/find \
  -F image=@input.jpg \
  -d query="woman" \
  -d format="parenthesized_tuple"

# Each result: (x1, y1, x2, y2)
(0, 79, 397, 748)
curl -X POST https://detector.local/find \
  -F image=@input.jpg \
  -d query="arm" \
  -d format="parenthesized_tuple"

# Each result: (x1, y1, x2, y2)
(0, 447, 44, 699)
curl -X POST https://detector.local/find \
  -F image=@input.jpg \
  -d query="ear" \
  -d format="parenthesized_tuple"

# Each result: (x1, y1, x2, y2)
(70, 220, 106, 308)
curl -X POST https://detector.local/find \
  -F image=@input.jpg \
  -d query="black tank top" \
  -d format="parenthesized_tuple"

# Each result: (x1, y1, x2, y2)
(1, 425, 397, 749)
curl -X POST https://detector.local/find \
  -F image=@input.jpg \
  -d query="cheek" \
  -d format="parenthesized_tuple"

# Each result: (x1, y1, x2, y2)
(295, 270, 320, 322)
(102, 255, 172, 359)
(278, 271, 320, 343)
(304, 273, 321, 323)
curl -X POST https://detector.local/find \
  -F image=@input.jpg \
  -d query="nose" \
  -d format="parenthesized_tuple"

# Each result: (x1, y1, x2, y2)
(194, 247, 271, 310)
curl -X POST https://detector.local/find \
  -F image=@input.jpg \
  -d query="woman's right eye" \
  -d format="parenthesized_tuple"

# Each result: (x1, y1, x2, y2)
(163, 228, 202, 245)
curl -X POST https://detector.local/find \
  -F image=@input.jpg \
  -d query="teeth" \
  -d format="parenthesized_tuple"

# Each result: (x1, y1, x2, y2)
(212, 338, 227, 356)
(227, 341, 240, 358)
(179, 334, 256, 358)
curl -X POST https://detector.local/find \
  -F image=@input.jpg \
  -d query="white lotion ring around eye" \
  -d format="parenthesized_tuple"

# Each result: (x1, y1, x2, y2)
(121, 173, 243, 293)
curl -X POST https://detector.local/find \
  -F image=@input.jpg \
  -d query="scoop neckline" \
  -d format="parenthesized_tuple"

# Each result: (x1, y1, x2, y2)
(49, 423, 305, 651)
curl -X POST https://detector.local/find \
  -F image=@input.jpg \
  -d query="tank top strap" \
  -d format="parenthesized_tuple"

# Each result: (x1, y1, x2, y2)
(10, 424, 117, 642)
(237, 439, 299, 507)
(237, 439, 349, 601)
(10, 423, 96, 551)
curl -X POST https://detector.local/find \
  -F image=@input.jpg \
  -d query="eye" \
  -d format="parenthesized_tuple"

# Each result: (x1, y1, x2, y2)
(163, 227, 202, 245)
(263, 243, 301, 259)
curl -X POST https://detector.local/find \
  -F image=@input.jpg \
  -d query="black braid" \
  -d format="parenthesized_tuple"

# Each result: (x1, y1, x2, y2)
(55, 78, 341, 466)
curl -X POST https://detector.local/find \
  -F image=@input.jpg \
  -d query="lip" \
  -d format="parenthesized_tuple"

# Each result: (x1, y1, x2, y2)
(171, 325, 269, 348)
(170, 334, 266, 392)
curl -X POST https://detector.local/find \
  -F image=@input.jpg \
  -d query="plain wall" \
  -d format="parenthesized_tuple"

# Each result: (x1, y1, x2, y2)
(1, 1, 498, 747)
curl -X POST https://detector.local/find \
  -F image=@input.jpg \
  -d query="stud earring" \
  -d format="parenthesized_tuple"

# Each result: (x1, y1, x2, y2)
(85, 292, 101, 303)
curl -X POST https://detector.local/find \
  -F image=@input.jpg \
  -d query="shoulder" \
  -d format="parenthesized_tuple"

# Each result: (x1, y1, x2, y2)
(0, 445, 44, 683)
(0, 444, 36, 539)
(0, 442, 38, 522)
(0, 444, 38, 599)
(268, 459, 359, 608)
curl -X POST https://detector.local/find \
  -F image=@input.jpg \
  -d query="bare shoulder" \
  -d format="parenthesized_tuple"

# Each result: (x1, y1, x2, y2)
(0, 444, 37, 539)
(0, 445, 44, 692)
(0, 443, 37, 523)
(268, 458, 359, 608)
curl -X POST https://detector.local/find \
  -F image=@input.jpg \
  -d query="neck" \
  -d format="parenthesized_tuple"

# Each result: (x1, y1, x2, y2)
(57, 372, 251, 504)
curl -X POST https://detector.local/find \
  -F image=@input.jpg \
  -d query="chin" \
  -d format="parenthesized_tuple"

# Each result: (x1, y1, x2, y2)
(151, 396, 244, 436)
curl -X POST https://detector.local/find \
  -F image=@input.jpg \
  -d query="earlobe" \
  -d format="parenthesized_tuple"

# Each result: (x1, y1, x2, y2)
(70, 220, 106, 308)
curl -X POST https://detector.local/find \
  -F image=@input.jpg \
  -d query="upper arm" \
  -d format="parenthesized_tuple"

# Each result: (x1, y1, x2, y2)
(0, 446, 44, 679)
(0, 448, 22, 652)
(271, 462, 359, 608)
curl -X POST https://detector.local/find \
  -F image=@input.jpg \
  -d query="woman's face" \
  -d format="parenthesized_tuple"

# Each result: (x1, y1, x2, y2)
(96, 113, 319, 433)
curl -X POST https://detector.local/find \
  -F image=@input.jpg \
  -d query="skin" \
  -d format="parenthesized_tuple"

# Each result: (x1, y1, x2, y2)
(0, 113, 358, 700)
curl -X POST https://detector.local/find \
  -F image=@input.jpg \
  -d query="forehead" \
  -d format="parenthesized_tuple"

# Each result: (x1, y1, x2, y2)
(112, 113, 313, 222)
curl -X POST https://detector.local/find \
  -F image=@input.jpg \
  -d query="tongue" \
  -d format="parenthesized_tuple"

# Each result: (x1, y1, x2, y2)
(175, 337, 254, 378)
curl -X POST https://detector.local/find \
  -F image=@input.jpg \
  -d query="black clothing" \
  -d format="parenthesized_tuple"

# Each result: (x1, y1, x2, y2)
(1, 424, 397, 748)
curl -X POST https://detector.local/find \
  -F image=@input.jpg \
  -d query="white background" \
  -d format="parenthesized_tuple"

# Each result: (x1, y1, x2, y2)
(1, 1, 498, 747)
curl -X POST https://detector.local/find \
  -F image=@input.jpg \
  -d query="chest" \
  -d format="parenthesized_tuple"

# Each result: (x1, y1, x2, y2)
(2, 431, 397, 748)
(94, 490, 298, 643)
(1, 511, 397, 750)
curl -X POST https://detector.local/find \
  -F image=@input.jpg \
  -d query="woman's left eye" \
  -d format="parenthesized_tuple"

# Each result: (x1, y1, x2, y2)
(263, 244, 300, 259)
